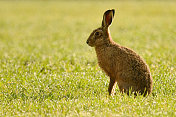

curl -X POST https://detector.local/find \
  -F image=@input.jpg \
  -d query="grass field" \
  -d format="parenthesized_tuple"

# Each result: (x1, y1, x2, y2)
(0, 1, 176, 116)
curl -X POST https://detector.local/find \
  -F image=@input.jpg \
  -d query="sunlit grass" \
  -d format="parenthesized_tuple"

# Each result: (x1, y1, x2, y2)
(0, 1, 176, 116)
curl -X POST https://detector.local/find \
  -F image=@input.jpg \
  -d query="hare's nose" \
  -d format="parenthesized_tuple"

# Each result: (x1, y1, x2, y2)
(86, 40, 89, 44)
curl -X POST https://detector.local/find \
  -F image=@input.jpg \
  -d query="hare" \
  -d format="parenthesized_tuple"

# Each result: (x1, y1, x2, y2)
(86, 9, 153, 96)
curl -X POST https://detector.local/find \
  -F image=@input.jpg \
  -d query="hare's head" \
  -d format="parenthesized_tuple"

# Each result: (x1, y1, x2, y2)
(86, 9, 115, 47)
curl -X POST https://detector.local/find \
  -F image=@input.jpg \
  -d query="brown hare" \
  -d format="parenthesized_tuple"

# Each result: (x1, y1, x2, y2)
(86, 9, 153, 96)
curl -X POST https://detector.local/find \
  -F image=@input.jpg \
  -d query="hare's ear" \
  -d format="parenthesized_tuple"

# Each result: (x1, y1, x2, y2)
(102, 9, 115, 28)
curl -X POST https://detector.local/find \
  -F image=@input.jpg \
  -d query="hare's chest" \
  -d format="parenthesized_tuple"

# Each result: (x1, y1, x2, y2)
(97, 51, 112, 74)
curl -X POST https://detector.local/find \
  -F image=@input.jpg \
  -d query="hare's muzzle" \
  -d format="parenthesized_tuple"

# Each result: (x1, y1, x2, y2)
(86, 39, 94, 47)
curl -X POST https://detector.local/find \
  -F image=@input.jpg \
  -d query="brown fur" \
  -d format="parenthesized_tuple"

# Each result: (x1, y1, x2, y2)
(86, 9, 153, 96)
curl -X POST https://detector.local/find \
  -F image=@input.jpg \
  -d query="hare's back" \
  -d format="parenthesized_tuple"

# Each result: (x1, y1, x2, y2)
(113, 46, 152, 93)
(112, 45, 150, 77)
(114, 46, 151, 82)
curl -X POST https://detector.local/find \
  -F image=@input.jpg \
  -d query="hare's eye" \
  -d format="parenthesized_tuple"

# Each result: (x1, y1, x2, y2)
(95, 31, 100, 36)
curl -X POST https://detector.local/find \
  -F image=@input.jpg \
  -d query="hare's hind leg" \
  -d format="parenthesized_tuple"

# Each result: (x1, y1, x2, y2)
(118, 85, 127, 94)
(118, 83, 131, 95)
(118, 85, 138, 96)
(108, 78, 117, 96)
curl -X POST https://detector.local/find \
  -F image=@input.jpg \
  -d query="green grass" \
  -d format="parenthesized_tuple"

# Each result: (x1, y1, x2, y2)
(0, 1, 176, 116)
